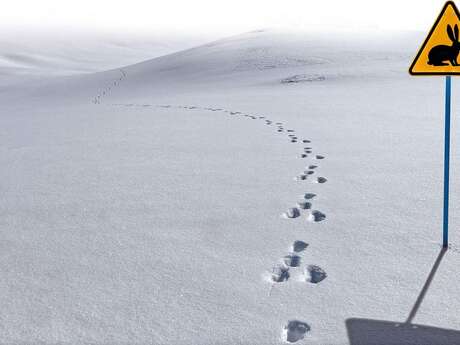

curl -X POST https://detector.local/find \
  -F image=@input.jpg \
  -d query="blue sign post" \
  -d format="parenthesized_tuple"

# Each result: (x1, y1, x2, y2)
(409, 1, 460, 248)
(443, 76, 451, 248)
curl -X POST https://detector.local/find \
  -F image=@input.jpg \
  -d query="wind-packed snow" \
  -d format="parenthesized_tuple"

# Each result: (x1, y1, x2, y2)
(2, 29, 460, 344)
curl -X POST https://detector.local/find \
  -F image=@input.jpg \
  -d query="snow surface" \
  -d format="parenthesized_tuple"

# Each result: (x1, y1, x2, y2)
(0, 30, 212, 86)
(2, 29, 460, 344)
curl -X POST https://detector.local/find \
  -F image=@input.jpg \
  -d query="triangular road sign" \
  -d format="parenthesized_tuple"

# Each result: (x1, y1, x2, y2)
(410, 1, 460, 75)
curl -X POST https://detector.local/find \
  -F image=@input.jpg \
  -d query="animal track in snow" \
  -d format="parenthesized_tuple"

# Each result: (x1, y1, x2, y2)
(297, 201, 312, 210)
(283, 208, 300, 219)
(292, 241, 308, 253)
(294, 174, 307, 181)
(303, 193, 316, 200)
(114, 103, 330, 333)
(282, 320, 310, 343)
(308, 210, 326, 222)
(283, 253, 301, 267)
(315, 177, 327, 184)
(304, 265, 327, 284)
(271, 264, 290, 282)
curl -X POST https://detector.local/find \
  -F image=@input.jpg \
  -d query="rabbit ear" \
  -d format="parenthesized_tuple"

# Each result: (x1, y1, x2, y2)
(448, 24, 456, 42)
(455, 24, 459, 40)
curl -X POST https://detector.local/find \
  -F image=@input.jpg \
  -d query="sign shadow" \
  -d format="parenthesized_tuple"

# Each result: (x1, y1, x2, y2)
(346, 248, 460, 345)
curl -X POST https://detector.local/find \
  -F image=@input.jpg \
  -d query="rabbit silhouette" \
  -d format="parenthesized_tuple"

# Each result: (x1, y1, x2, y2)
(428, 24, 460, 66)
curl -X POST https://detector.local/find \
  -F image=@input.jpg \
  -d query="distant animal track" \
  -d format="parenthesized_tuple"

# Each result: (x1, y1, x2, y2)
(308, 165, 317, 169)
(308, 210, 326, 222)
(305, 265, 327, 284)
(292, 241, 308, 253)
(302, 139, 311, 143)
(282, 320, 310, 343)
(315, 155, 325, 160)
(303, 193, 316, 200)
(92, 69, 126, 104)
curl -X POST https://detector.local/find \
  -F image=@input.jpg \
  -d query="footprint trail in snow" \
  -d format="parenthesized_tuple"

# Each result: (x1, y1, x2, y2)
(100, 101, 330, 343)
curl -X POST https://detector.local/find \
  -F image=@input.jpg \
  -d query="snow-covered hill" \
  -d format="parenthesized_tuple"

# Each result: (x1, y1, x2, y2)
(1, 29, 460, 344)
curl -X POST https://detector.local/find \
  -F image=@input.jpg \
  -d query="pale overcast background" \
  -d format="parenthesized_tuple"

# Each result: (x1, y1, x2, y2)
(0, 0, 451, 77)
(0, 0, 452, 35)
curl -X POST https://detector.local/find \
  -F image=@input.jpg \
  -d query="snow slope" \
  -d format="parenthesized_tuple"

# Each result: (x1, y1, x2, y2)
(2, 29, 460, 344)
(0, 30, 212, 87)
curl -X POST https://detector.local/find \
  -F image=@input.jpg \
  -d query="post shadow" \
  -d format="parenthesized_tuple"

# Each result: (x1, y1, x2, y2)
(346, 248, 460, 345)
(405, 248, 447, 324)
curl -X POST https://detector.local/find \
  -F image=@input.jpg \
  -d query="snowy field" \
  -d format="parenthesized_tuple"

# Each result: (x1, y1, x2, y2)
(2, 29, 460, 344)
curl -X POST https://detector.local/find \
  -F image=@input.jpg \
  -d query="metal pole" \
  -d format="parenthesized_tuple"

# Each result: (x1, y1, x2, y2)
(443, 75, 451, 248)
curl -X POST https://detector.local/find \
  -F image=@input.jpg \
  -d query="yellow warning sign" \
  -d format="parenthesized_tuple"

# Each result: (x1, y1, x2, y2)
(410, 1, 460, 75)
